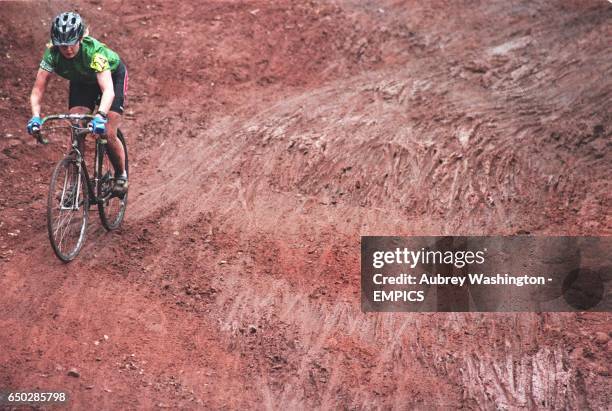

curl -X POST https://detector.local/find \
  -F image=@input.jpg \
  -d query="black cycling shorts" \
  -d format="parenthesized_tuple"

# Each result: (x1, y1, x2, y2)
(68, 61, 128, 114)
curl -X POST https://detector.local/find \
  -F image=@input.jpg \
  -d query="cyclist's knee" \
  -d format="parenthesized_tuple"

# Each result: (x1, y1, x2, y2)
(105, 121, 118, 136)
(107, 111, 121, 133)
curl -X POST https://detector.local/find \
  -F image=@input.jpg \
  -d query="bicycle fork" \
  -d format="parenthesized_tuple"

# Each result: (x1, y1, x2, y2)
(59, 160, 82, 211)
(61, 134, 87, 211)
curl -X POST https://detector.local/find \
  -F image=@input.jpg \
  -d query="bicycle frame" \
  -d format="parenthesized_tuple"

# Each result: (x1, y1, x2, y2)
(34, 113, 113, 207)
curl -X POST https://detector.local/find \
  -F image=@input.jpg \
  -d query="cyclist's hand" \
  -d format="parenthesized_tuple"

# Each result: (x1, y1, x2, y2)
(90, 115, 107, 135)
(26, 116, 42, 135)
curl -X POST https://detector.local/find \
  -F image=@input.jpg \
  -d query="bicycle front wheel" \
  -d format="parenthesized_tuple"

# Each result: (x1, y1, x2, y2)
(98, 129, 129, 230)
(47, 157, 89, 262)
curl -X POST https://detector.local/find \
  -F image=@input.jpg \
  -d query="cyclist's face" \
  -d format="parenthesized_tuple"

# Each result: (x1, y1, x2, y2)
(58, 42, 80, 59)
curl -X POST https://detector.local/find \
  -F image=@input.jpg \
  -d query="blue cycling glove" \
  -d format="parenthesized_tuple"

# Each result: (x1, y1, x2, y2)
(27, 116, 42, 135)
(90, 116, 107, 135)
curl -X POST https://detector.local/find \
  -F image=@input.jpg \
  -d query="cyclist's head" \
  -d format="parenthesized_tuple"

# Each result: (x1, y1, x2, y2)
(51, 12, 85, 47)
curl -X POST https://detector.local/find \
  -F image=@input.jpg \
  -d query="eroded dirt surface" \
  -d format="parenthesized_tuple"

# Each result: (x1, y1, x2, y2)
(0, 0, 611, 409)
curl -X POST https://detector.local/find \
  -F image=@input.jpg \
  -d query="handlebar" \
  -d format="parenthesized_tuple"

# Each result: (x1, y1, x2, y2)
(40, 113, 96, 123)
(32, 113, 97, 145)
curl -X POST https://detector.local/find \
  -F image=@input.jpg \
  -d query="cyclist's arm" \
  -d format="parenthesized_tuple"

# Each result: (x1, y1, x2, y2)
(30, 68, 52, 117)
(96, 70, 115, 115)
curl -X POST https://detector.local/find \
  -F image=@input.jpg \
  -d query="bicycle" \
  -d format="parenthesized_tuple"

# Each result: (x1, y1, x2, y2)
(32, 114, 129, 262)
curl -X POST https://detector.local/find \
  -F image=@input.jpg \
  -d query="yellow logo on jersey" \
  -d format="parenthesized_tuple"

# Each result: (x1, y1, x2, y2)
(91, 53, 110, 72)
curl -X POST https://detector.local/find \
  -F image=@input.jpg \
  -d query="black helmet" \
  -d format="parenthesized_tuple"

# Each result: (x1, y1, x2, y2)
(51, 12, 85, 46)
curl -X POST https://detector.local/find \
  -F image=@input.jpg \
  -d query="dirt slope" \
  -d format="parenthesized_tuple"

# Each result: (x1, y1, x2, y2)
(1, 0, 610, 409)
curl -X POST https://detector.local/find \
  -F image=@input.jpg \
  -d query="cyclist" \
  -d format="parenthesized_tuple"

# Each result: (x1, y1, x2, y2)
(26, 11, 129, 195)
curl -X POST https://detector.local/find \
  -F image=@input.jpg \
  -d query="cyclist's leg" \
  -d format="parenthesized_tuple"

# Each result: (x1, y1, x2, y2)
(106, 111, 128, 196)
(105, 111, 125, 176)
(69, 80, 97, 154)
(105, 62, 128, 190)
(61, 106, 91, 204)
(69, 107, 91, 155)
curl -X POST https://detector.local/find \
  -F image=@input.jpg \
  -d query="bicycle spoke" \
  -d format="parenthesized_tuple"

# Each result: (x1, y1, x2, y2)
(52, 167, 74, 240)
(53, 199, 71, 239)
(59, 169, 69, 208)
(58, 210, 76, 252)
(56, 208, 73, 251)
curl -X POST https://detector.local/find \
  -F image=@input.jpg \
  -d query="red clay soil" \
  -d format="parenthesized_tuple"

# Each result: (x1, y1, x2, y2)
(1, 0, 611, 409)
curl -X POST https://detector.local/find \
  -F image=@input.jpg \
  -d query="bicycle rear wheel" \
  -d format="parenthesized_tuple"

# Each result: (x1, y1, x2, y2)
(98, 129, 129, 230)
(47, 157, 89, 262)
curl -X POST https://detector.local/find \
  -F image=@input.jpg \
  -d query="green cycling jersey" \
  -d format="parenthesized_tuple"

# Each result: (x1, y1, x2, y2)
(39, 36, 121, 83)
